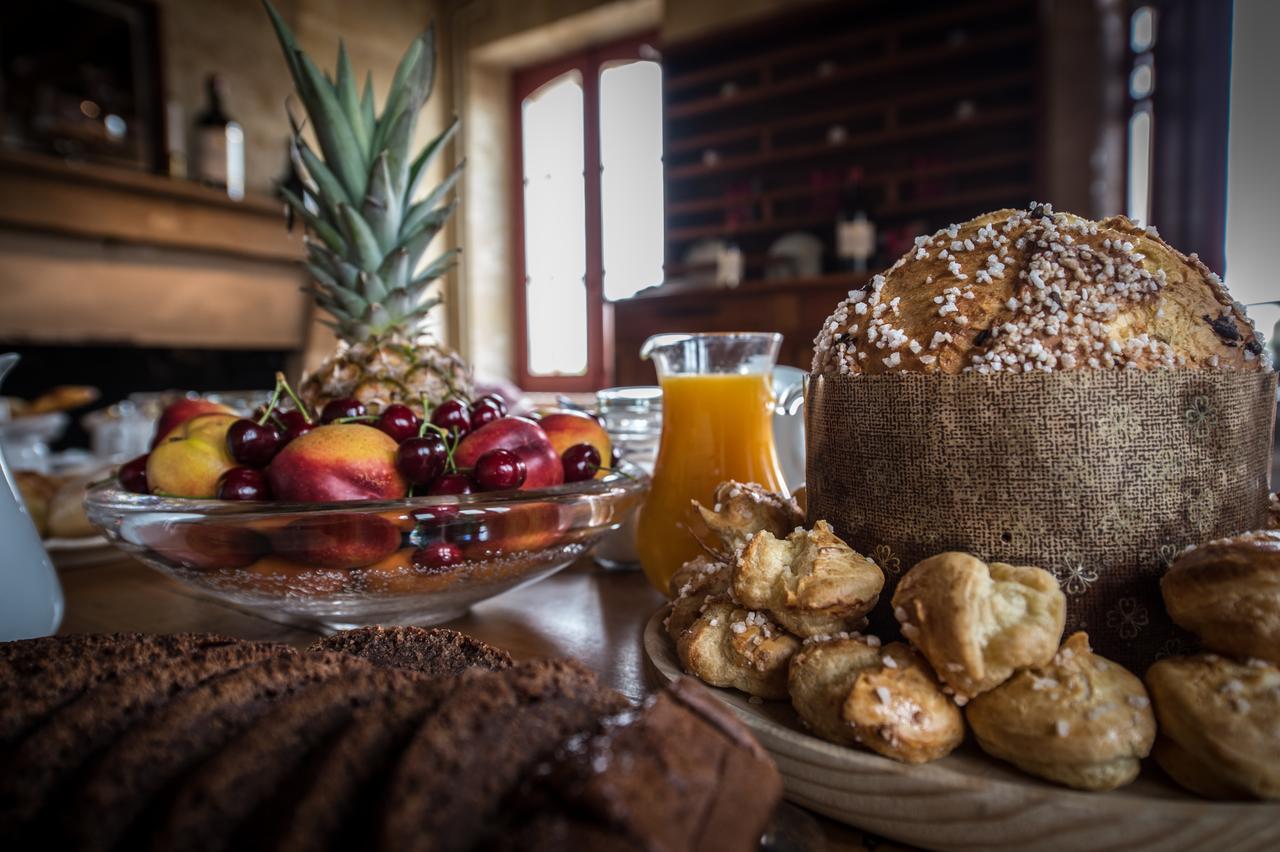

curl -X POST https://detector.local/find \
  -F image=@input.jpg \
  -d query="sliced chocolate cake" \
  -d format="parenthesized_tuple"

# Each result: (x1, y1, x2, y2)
(0, 631, 781, 852)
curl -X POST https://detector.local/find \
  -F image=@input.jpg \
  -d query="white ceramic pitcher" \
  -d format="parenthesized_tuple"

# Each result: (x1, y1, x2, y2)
(0, 353, 64, 640)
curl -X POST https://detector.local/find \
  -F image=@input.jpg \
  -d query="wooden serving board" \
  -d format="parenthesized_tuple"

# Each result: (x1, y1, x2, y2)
(643, 609, 1280, 852)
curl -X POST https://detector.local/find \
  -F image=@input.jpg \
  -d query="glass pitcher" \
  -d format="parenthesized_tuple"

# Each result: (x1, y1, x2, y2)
(0, 353, 64, 640)
(635, 333, 792, 594)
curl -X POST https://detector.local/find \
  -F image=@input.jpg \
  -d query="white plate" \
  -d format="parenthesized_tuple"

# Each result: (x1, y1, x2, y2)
(44, 535, 118, 568)
(644, 608, 1280, 852)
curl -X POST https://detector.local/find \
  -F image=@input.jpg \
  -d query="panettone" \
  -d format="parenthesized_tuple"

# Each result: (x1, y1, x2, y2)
(813, 205, 1266, 376)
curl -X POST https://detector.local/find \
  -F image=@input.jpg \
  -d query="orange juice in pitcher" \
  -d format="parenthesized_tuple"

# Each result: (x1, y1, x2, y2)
(635, 333, 790, 594)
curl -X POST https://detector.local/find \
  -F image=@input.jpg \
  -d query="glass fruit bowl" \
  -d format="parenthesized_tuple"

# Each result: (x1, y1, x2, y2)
(84, 463, 647, 630)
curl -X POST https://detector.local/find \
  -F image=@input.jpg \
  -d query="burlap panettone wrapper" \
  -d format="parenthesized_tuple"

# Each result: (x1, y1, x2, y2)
(805, 370, 1276, 670)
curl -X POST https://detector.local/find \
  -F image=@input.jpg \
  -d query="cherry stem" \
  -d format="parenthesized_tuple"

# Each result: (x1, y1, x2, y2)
(275, 371, 314, 422)
(256, 381, 285, 426)
(336, 415, 378, 424)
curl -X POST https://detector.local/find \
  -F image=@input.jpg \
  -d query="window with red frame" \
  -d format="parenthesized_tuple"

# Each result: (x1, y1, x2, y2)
(513, 35, 663, 392)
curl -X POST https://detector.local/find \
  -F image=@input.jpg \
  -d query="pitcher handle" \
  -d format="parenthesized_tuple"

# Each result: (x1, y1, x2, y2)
(774, 368, 806, 417)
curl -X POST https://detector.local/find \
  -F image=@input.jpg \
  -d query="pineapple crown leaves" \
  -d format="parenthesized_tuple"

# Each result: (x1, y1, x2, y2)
(263, 0, 463, 343)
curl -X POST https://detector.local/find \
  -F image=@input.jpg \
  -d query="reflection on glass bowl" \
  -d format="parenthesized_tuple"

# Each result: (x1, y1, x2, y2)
(84, 463, 647, 631)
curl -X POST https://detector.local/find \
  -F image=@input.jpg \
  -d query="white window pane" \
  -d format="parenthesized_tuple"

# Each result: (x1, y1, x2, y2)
(600, 60, 664, 301)
(522, 71, 588, 376)
(1127, 107, 1152, 225)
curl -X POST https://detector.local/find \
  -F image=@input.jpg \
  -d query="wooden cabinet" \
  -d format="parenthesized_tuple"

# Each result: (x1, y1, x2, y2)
(611, 274, 865, 385)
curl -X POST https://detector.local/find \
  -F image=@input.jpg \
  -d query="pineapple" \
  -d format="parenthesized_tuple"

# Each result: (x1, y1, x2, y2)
(264, 1, 472, 416)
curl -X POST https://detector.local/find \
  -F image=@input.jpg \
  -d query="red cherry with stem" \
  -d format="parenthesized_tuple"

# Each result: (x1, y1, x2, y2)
(377, 404, 421, 443)
(477, 393, 508, 416)
(413, 541, 463, 570)
(118, 454, 150, 494)
(430, 398, 471, 439)
(474, 448, 527, 491)
(226, 418, 282, 466)
(469, 398, 504, 431)
(396, 434, 448, 485)
(562, 443, 602, 483)
(320, 397, 366, 424)
(277, 409, 313, 443)
(426, 472, 474, 496)
(216, 467, 272, 501)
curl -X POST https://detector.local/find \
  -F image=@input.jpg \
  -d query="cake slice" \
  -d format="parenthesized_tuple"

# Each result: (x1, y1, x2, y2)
(500, 677, 782, 852)
(55, 653, 361, 852)
(308, 625, 513, 677)
(378, 659, 630, 852)
(0, 632, 240, 746)
(254, 681, 454, 852)
(0, 640, 287, 835)
(151, 666, 425, 852)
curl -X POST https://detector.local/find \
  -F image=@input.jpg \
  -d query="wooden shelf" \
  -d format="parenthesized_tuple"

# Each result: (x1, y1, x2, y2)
(0, 150, 302, 264)
(666, 27, 1034, 121)
(663, 0, 1031, 94)
(666, 107, 1035, 182)
(667, 151, 1033, 216)
(666, 183, 1033, 244)
(667, 72, 1034, 156)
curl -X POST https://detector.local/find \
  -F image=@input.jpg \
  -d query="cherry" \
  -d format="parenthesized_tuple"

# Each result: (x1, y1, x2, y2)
(610, 447, 621, 468)
(396, 434, 448, 485)
(413, 541, 463, 571)
(430, 398, 471, 439)
(427, 472, 475, 496)
(470, 398, 504, 431)
(320, 397, 366, 424)
(217, 467, 272, 501)
(377, 404, 421, 443)
(277, 409, 314, 443)
(226, 418, 282, 467)
(474, 448, 527, 491)
(562, 443, 602, 483)
(118, 454, 150, 494)
(477, 393, 508, 416)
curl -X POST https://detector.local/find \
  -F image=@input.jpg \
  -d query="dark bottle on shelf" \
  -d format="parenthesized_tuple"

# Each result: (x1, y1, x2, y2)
(834, 171, 877, 272)
(192, 74, 245, 199)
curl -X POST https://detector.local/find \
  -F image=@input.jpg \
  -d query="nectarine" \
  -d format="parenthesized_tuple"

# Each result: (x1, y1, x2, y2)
(267, 423, 408, 502)
(269, 513, 402, 568)
(147, 413, 239, 498)
(539, 412, 612, 479)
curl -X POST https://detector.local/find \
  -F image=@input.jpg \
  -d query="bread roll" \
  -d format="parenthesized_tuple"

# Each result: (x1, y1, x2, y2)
(813, 205, 1265, 376)
(1161, 530, 1280, 663)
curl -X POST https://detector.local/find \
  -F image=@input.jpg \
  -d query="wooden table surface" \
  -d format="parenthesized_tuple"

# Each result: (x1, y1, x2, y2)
(56, 554, 910, 852)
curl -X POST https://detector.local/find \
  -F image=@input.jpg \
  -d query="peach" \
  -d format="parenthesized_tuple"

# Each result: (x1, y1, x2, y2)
(138, 521, 267, 570)
(146, 413, 239, 498)
(457, 503, 561, 559)
(266, 423, 408, 502)
(539, 412, 612, 478)
(269, 513, 402, 568)
(455, 417, 563, 489)
(152, 398, 236, 448)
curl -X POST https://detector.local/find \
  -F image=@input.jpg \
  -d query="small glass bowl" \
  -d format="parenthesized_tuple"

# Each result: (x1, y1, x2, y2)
(84, 464, 647, 630)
